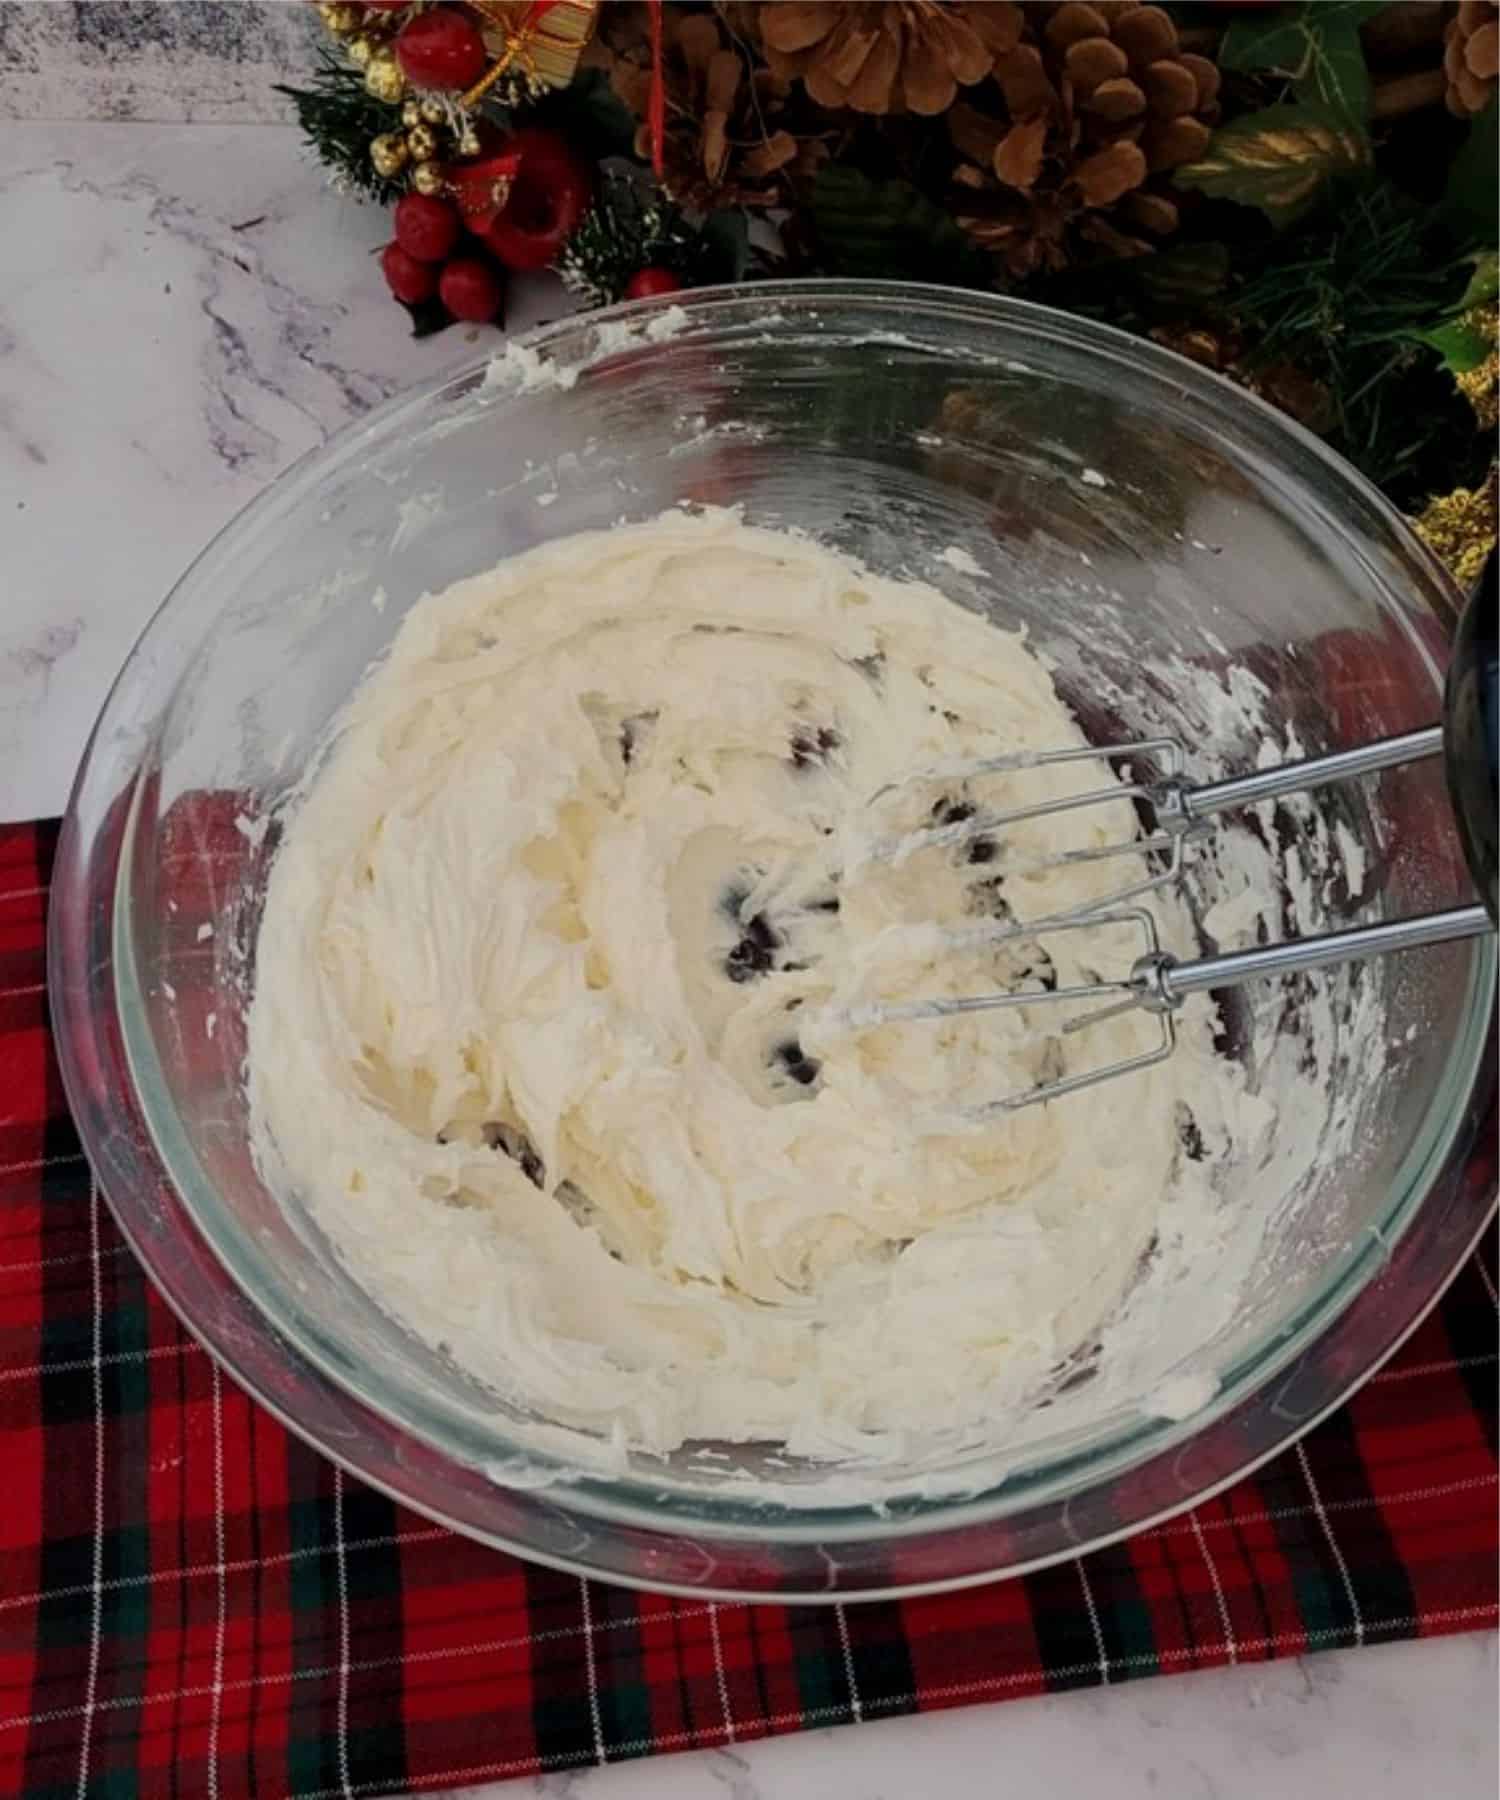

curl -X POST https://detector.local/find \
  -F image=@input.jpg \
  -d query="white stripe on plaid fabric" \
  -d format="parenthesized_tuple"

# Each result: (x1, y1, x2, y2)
(835, 1605, 863, 1723)
(280, 1603, 1500, 1800)
(1297, 1441, 1364, 1647)
(0, 1242, 131, 1278)
(577, 1579, 606, 1765)
(1076, 1560, 1111, 1685)
(0, 1527, 450, 1613)
(333, 1468, 355, 1800)
(706, 1603, 736, 1742)
(1475, 1255, 1498, 1310)
(73, 1179, 106, 1800)
(1, 1471, 1495, 1623)
(1189, 1512, 1237, 1664)
(11, 1601, 1498, 1738)
(1371, 1351, 1498, 1384)
(0, 1151, 88, 1179)
(0, 884, 47, 904)
(207, 1363, 227, 1800)
(1160, 1472, 1499, 1537)
(0, 981, 46, 998)
(0, 1338, 204, 1382)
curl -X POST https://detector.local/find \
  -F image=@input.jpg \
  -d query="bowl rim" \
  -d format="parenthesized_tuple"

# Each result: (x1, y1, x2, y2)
(50, 279, 1500, 1592)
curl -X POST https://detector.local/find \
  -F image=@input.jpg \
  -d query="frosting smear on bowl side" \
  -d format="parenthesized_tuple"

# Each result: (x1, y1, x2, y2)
(247, 510, 1269, 1468)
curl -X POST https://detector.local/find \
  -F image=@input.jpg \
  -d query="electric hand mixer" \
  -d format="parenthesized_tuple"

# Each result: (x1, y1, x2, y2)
(848, 552, 1499, 1113)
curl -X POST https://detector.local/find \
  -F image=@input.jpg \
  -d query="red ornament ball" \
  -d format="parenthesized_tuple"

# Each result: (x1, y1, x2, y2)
(481, 127, 593, 271)
(623, 267, 683, 300)
(393, 192, 462, 263)
(395, 6, 488, 91)
(380, 241, 439, 305)
(439, 255, 505, 323)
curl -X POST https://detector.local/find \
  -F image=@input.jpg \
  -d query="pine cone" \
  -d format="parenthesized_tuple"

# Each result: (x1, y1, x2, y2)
(757, 1, 995, 116)
(947, 1, 1221, 281)
(584, 3, 807, 208)
(1444, 0, 1499, 116)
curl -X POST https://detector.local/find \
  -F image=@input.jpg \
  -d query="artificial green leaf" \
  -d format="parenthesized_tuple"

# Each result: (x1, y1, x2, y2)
(1413, 253, 1500, 372)
(1300, 15, 1371, 125)
(1218, 1, 1382, 128)
(1444, 97, 1499, 246)
(1218, 12, 1314, 75)
(1219, 0, 1387, 73)
(1458, 253, 1500, 310)
(811, 166, 990, 286)
(1174, 104, 1370, 226)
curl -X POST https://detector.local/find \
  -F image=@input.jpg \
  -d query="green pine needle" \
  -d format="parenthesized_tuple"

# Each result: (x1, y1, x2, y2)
(1233, 185, 1482, 496)
(557, 176, 724, 308)
(275, 49, 406, 205)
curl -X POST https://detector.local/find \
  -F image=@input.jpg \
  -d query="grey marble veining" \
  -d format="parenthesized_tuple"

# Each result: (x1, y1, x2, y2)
(0, 0, 314, 122)
(0, 120, 565, 816)
(0, 110, 1495, 1800)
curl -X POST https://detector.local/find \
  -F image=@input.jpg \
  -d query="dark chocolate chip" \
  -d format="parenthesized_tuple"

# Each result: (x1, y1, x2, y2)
(933, 797, 995, 864)
(745, 912, 777, 950)
(790, 725, 841, 769)
(726, 911, 780, 982)
(1176, 1106, 1207, 1162)
(810, 895, 841, 914)
(774, 1039, 822, 1087)
(618, 710, 658, 768)
(482, 1121, 545, 1188)
(1018, 951, 1057, 992)
(971, 877, 1013, 922)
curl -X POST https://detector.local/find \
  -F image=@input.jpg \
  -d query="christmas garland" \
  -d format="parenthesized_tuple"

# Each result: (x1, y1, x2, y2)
(280, 0, 1499, 576)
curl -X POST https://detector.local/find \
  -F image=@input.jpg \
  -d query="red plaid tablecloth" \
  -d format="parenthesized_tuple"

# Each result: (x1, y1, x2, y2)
(1, 816, 1495, 1800)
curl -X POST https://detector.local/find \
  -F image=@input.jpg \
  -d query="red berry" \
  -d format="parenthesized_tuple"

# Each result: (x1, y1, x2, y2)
(438, 256, 505, 323)
(624, 267, 683, 300)
(380, 241, 439, 305)
(481, 127, 593, 272)
(395, 7, 488, 91)
(393, 192, 462, 263)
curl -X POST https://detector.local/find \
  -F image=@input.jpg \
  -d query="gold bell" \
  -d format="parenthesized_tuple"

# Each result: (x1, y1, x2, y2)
(401, 99, 422, 128)
(457, 127, 481, 158)
(419, 96, 448, 125)
(370, 133, 410, 179)
(347, 35, 374, 68)
(319, 2, 361, 36)
(411, 160, 447, 197)
(405, 122, 440, 163)
(364, 48, 406, 104)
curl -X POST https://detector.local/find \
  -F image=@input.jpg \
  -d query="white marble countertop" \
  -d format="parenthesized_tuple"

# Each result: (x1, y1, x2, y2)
(1, 115, 1494, 1800)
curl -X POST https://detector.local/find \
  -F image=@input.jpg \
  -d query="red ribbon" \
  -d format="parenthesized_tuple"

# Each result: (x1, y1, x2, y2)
(646, 0, 665, 178)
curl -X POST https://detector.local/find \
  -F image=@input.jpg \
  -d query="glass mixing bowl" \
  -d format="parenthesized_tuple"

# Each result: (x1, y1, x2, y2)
(50, 283, 1496, 1599)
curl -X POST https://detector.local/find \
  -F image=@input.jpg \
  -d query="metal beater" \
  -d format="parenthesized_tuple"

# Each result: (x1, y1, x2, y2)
(846, 556, 1498, 1113)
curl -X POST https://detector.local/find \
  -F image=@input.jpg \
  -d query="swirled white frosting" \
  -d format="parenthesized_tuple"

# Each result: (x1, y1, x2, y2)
(248, 511, 1264, 1467)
